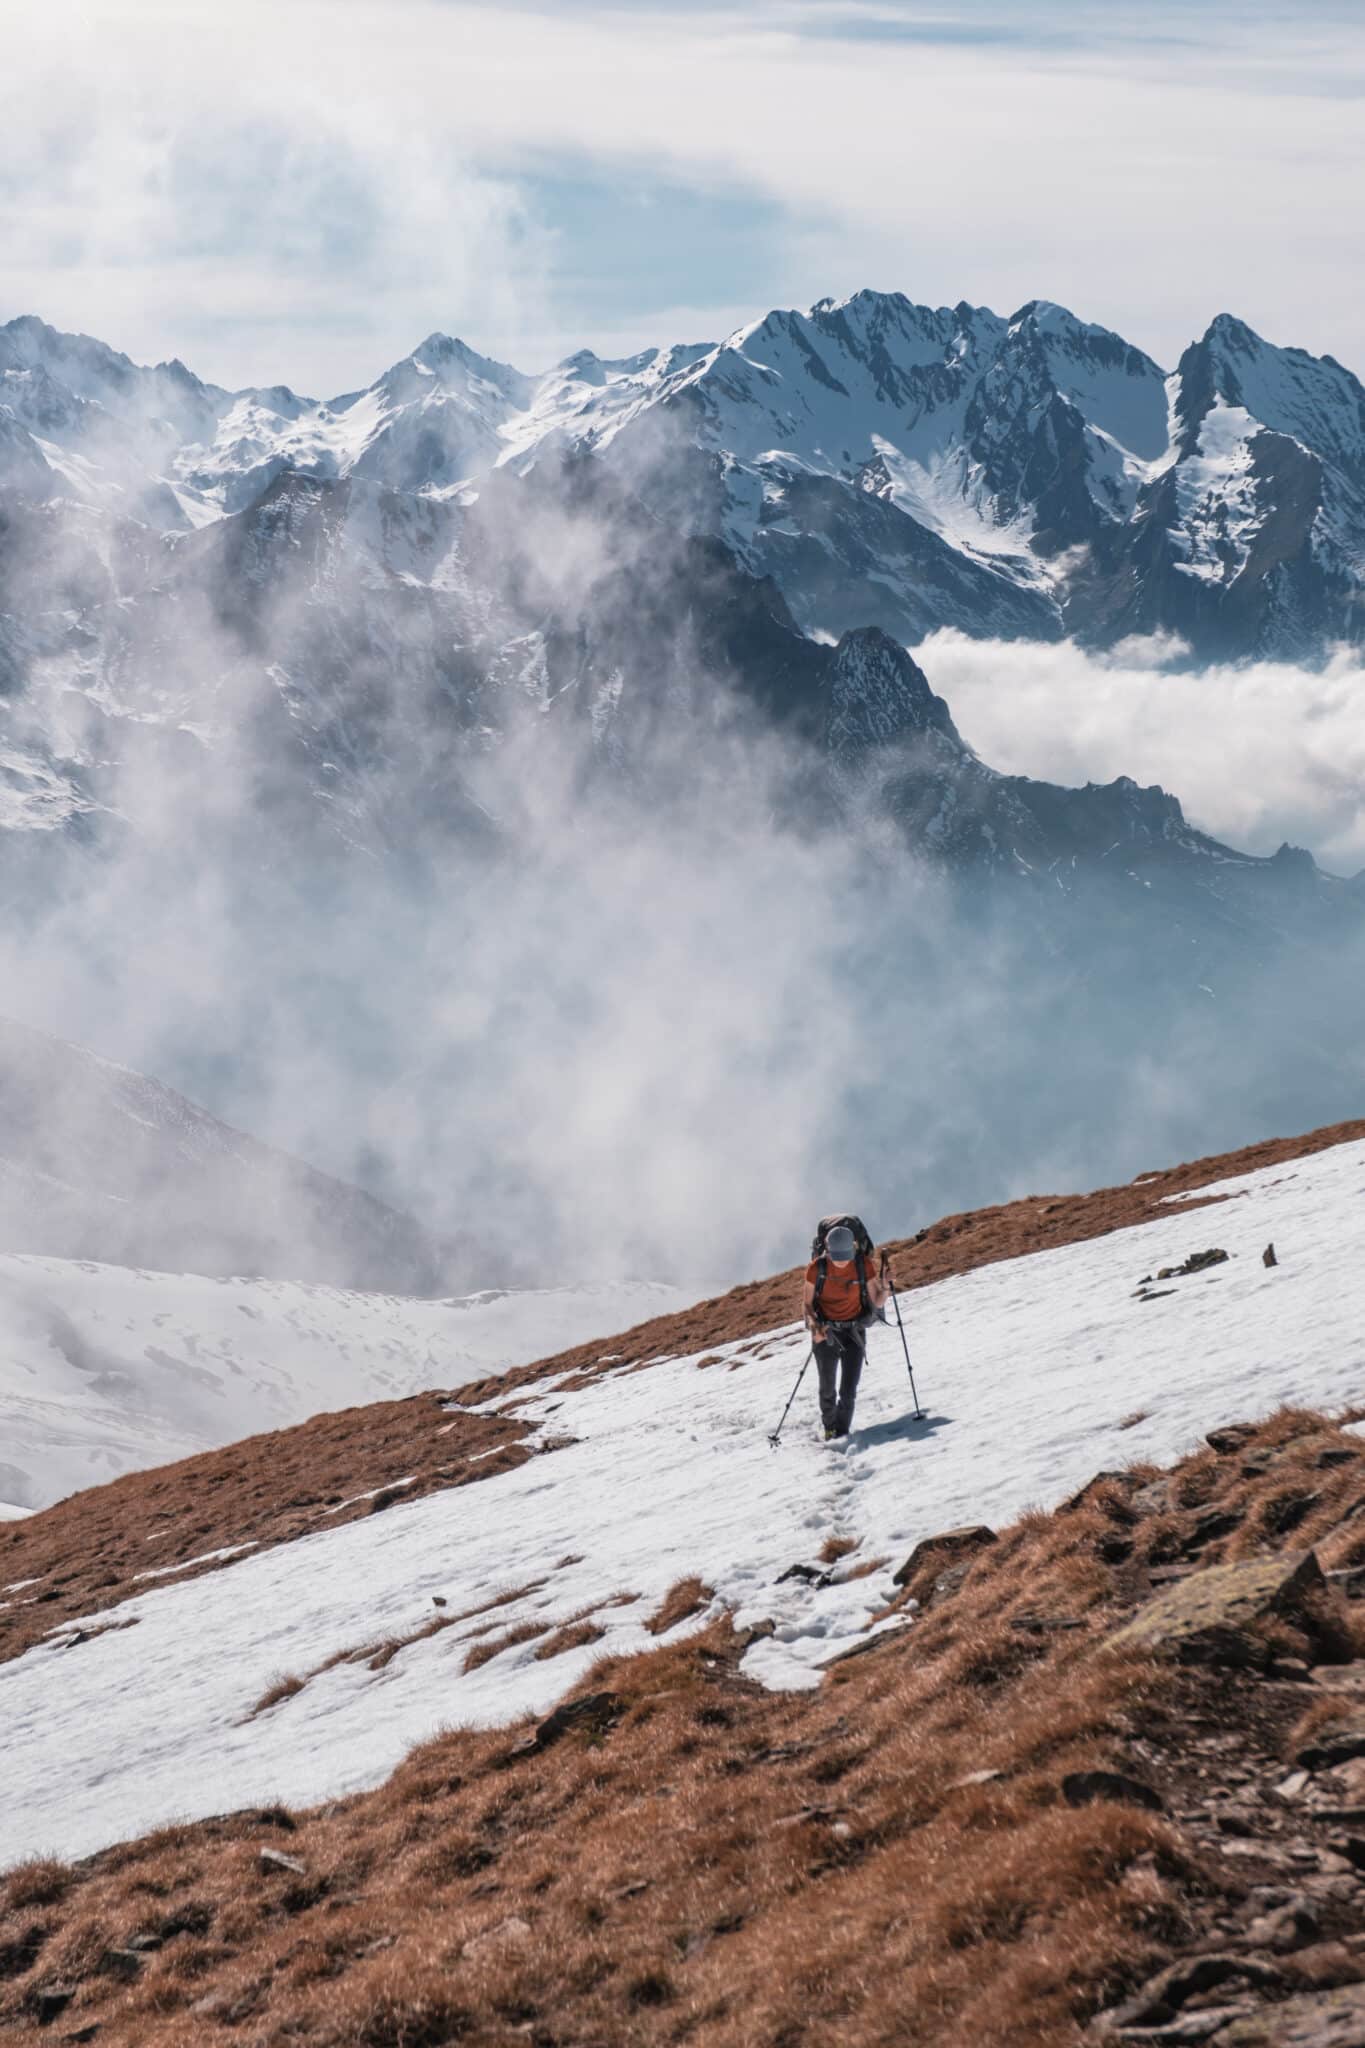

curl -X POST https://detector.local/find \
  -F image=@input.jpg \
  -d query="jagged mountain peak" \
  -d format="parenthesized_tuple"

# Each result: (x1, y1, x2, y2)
(1203, 310, 1263, 353)
(829, 626, 967, 753)
(1174, 313, 1365, 472)
(3, 293, 1363, 660)
(376, 331, 531, 403)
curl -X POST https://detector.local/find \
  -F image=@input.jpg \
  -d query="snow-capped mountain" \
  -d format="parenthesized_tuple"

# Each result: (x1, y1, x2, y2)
(3, 293, 1361, 658)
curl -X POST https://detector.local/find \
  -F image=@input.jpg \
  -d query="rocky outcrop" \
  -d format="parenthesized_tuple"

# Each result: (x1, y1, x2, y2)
(1106, 1553, 1343, 1667)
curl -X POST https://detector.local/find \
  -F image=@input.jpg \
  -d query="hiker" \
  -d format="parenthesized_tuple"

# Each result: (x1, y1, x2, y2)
(803, 1217, 890, 1440)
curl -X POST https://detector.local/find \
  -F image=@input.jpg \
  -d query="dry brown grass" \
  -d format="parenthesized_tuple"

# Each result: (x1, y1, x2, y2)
(534, 1619, 607, 1661)
(460, 1620, 547, 1673)
(644, 1576, 714, 1636)
(818, 1534, 859, 1564)
(250, 1673, 305, 1717)
(19, 1411, 1362, 2048)
(2, 1860, 71, 1912)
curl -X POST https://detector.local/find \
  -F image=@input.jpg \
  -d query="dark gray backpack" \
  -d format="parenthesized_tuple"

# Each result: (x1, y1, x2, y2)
(810, 1214, 875, 1319)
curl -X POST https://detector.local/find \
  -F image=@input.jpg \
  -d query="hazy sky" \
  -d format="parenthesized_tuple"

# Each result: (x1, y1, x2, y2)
(3, 0, 1362, 392)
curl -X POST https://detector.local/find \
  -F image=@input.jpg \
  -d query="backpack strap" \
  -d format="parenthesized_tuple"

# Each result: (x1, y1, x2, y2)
(813, 1254, 827, 1308)
(855, 1250, 870, 1318)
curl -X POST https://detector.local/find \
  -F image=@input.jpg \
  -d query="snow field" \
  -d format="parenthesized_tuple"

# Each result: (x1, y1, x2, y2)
(4, 1138, 1365, 1865)
(0, 1258, 699, 1510)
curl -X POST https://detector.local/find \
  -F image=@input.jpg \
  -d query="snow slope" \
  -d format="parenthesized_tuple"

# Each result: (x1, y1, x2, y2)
(4, 1136, 1363, 1865)
(0, 1257, 698, 1511)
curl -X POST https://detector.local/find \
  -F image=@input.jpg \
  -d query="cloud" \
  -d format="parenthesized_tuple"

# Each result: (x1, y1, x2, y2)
(1, 0, 1362, 388)
(918, 631, 1365, 874)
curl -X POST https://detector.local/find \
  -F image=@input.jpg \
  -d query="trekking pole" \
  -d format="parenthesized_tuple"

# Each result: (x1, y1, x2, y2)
(887, 1275, 925, 1419)
(768, 1346, 814, 1448)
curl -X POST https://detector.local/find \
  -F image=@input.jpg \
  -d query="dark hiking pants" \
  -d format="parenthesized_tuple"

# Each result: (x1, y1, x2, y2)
(814, 1321, 866, 1435)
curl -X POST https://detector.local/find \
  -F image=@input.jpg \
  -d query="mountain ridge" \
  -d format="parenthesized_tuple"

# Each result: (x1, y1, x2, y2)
(3, 290, 1363, 659)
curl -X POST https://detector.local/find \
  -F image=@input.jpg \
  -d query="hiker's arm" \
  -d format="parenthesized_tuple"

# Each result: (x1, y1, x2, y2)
(803, 1278, 825, 1338)
(868, 1251, 891, 1309)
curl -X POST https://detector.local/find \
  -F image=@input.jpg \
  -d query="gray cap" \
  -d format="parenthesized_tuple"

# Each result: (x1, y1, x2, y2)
(825, 1225, 857, 1261)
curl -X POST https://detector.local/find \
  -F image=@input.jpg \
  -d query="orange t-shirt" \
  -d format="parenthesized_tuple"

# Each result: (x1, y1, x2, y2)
(805, 1252, 874, 1323)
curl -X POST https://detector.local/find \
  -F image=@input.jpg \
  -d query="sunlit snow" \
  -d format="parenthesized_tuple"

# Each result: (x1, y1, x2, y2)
(3, 1138, 1363, 1864)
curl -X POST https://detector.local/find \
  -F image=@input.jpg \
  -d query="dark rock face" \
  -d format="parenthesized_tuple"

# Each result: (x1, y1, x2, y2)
(1060, 1768, 1164, 1813)
(892, 1524, 997, 1592)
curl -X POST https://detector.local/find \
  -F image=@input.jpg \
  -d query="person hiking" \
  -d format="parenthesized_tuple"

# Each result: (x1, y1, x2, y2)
(803, 1216, 889, 1440)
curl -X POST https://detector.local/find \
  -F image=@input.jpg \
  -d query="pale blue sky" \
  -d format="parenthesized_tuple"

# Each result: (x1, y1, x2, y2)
(2, 0, 1361, 392)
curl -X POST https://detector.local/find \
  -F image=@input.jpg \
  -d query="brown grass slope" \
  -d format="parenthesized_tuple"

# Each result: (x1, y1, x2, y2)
(5, 1410, 1365, 2047)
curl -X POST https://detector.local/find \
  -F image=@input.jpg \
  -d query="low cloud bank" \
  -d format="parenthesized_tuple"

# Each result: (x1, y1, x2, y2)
(921, 632, 1365, 876)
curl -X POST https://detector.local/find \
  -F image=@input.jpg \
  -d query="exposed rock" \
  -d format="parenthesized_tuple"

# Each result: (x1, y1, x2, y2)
(1266, 1493, 1322, 1537)
(1134, 1478, 1179, 1515)
(464, 1915, 532, 1960)
(1207, 1425, 1259, 1456)
(892, 1525, 996, 1590)
(1153, 1249, 1230, 1282)
(1105, 2011, 1254, 2044)
(1062, 1769, 1164, 1813)
(1263, 1244, 1279, 1269)
(1326, 1569, 1365, 1602)
(97, 1947, 143, 1980)
(953, 1768, 1005, 1789)
(1317, 1448, 1358, 1470)
(1269, 1658, 1316, 1683)
(1105, 1953, 1281, 2029)
(1298, 1712, 1365, 1771)
(1205, 1981, 1365, 2043)
(1244, 1895, 1322, 1952)
(1310, 1664, 1365, 1692)
(1107, 1552, 1341, 1665)
(924, 1562, 975, 1607)
(1187, 1511, 1245, 1554)
(27, 1984, 76, 2025)
(258, 1848, 306, 1876)
(528, 1690, 624, 1752)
